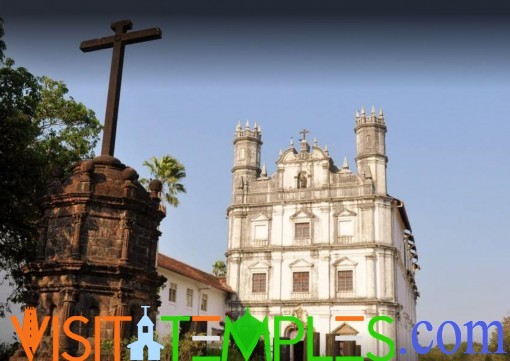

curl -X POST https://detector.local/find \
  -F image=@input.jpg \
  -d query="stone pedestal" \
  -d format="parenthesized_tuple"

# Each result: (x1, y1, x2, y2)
(14, 155, 166, 359)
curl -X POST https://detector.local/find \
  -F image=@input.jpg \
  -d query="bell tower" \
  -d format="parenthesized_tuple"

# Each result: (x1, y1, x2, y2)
(232, 121, 262, 199)
(354, 106, 388, 195)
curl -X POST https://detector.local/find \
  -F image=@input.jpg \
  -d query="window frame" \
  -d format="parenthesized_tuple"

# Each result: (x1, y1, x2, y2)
(333, 257, 357, 297)
(337, 270, 354, 292)
(200, 293, 208, 312)
(292, 271, 310, 293)
(186, 288, 193, 308)
(294, 222, 310, 240)
(252, 272, 267, 294)
(168, 282, 177, 303)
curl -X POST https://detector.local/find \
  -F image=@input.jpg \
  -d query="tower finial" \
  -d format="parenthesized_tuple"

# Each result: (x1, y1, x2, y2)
(313, 137, 317, 146)
(371, 105, 376, 115)
(290, 137, 294, 146)
(361, 106, 365, 116)
(236, 121, 241, 131)
(245, 120, 250, 129)
(261, 163, 267, 177)
(340, 156, 352, 173)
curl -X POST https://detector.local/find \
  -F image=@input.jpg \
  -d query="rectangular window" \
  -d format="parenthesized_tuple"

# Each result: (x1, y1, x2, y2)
(201, 293, 208, 312)
(254, 224, 268, 240)
(168, 282, 177, 303)
(252, 273, 267, 293)
(186, 288, 193, 308)
(295, 222, 310, 239)
(339, 220, 354, 236)
(293, 272, 309, 292)
(337, 270, 353, 292)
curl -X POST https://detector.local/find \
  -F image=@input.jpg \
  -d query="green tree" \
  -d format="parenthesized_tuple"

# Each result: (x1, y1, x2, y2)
(0, 18, 6, 63)
(490, 316, 510, 360)
(212, 260, 227, 277)
(0, 20, 101, 310)
(140, 155, 186, 208)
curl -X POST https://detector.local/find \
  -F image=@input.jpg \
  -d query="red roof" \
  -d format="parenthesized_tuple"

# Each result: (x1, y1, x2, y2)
(157, 253, 234, 293)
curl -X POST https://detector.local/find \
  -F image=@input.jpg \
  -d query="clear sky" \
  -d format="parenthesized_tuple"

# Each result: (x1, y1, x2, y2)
(1, 1, 510, 344)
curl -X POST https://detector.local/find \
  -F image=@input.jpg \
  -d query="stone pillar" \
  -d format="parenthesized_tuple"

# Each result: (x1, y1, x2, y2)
(228, 256, 240, 294)
(120, 217, 134, 263)
(71, 213, 86, 259)
(60, 288, 79, 354)
(365, 254, 375, 299)
(149, 229, 161, 269)
(37, 217, 49, 260)
(115, 300, 130, 339)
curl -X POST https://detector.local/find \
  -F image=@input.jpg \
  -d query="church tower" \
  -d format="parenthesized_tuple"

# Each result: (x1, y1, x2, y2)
(354, 106, 387, 195)
(232, 121, 262, 198)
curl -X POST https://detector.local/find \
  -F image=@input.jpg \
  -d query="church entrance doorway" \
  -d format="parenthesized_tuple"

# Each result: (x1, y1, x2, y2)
(286, 327, 305, 361)
(326, 323, 362, 357)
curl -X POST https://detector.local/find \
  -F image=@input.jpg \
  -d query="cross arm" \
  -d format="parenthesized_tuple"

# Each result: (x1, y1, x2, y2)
(122, 28, 162, 45)
(80, 28, 162, 52)
(80, 36, 116, 52)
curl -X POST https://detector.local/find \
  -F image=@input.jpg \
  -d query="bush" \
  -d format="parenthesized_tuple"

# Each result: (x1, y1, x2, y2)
(0, 341, 19, 361)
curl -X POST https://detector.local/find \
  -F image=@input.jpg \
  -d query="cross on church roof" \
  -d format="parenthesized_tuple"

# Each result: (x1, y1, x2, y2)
(80, 20, 162, 156)
(300, 129, 310, 141)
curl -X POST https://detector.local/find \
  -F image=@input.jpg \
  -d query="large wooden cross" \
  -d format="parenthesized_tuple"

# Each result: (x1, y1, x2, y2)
(80, 20, 162, 156)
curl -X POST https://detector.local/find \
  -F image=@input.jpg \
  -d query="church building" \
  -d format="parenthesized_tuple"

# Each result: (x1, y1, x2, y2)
(225, 107, 420, 360)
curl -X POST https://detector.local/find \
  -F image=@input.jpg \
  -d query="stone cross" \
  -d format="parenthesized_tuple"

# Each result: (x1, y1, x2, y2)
(80, 20, 162, 156)
(300, 129, 310, 141)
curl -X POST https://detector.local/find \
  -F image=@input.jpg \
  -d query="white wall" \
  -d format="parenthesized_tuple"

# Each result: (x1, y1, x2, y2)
(156, 266, 228, 341)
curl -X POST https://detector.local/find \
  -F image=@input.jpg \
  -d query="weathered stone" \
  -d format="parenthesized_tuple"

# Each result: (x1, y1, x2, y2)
(19, 155, 166, 359)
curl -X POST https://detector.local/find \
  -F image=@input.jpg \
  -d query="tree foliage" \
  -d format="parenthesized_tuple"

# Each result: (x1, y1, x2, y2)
(0, 18, 5, 63)
(0, 19, 101, 308)
(141, 155, 186, 208)
(212, 260, 227, 278)
(415, 317, 510, 361)
(490, 316, 510, 360)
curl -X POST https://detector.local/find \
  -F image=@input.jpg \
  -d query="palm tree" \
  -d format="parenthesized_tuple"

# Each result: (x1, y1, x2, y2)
(140, 155, 186, 208)
(212, 260, 227, 277)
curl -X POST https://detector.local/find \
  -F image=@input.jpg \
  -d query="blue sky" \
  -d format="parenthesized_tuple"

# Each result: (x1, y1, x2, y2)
(1, 12, 509, 343)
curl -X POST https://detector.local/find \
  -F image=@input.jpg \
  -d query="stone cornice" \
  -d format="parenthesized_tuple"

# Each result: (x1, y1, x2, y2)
(225, 242, 398, 256)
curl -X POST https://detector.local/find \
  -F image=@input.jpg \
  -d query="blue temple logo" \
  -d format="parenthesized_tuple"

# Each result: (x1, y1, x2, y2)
(127, 306, 164, 360)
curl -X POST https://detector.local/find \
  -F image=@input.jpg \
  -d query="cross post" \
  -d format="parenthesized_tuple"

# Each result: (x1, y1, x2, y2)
(300, 129, 310, 141)
(80, 20, 162, 156)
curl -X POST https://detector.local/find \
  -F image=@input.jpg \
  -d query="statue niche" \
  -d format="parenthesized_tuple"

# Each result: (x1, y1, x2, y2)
(297, 171, 308, 189)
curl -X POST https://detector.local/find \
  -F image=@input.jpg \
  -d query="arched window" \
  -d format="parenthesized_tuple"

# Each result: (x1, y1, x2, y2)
(297, 171, 308, 188)
(87, 306, 100, 338)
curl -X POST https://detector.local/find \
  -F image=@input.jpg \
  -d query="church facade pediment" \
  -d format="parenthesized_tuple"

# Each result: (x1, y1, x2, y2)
(333, 257, 358, 267)
(333, 208, 357, 217)
(289, 258, 314, 269)
(248, 261, 271, 270)
(333, 323, 359, 335)
(290, 209, 316, 220)
(251, 214, 271, 222)
(276, 148, 298, 164)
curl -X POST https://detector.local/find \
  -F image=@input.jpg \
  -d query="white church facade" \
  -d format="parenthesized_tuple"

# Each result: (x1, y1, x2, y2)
(225, 107, 420, 360)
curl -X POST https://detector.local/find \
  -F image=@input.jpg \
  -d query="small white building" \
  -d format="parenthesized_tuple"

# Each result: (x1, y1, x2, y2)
(156, 253, 233, 340)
